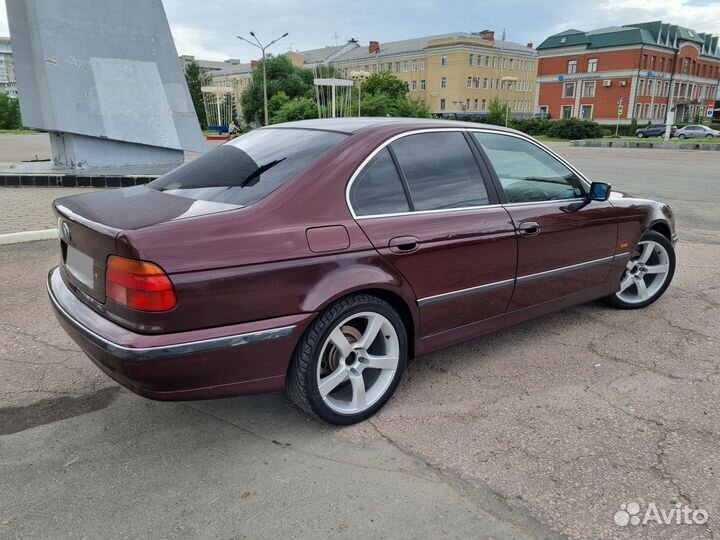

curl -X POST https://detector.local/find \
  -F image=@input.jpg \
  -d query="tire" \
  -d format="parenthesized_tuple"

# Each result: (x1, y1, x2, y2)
(605, 230, 675, 310)
(286, 294, 407, 425)
(679, 134, 687, 139)
(705, 134, 712, 138)
(637, 132, 644, 138)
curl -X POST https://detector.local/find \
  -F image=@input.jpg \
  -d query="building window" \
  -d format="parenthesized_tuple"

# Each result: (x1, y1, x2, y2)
(466, 98, 471, 109)
(489, 78, 494, 90)
(481, 99, 487, 110)
(650, 56, 656, 70)
(412, 60, 418, 71)
(580, 105, 593, 119)
(682, 58, 690, 74)
(567, 60, 577, 74)
(441, 55, 448, 66)
(420, 79, 426, 90)
(395, 62, 400, 72)
(420, 60, 426, 70)
(509, 58, 514, 70)
(440, 98, 446, 110)
(502, 57, 507, 69)
(474, 77, 480, 89)
(643, 103, 650, 118)
(588, 58, 598, 72)
(467, 77, 472, 88)
(412, 80, 417, 91)
(563, 82, 575, 98)
(582, 81, 596, 97)
(492, 56, 497, 68)
(483, 78, 488, 89)
(469, 54, 474, 65)
(440, 77, 447, 89)
(561, 105, 573, 119)
(659, 57, 665, 72)
(637, 79, 645, 96)
(403, 62, 409, 72)
(484, 56, 490, 67)
(474, 98, 479, 109)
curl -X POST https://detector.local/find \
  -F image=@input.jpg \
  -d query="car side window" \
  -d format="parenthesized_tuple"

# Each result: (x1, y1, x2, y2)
(349, 147, 410, 216)
(472, 132, 585, 203)
(390, 132, 489, 211)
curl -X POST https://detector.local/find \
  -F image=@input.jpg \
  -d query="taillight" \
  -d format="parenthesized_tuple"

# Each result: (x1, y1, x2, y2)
(105, 256, 177, 312)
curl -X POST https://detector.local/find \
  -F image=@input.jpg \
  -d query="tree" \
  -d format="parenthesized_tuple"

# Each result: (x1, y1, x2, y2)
(267, 91, 290, 119)
(487, 98, 509, 126)
(361, 72, 409, 101)
(395, 98, 431, 118)
(184, 61, 207, 129)
(271, 97, 318, 124)
(241, 55, 314, 126)
(0, 92, 22, 129)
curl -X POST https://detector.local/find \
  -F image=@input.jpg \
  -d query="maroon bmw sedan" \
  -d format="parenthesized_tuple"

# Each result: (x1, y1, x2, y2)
(48, 118, 677, 424)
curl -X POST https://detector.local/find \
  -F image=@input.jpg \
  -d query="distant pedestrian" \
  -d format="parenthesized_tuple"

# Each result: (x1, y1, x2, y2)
(228, 119, 239, 140)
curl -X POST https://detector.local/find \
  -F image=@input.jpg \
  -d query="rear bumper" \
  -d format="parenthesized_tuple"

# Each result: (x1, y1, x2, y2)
(47, 267, 314, 400)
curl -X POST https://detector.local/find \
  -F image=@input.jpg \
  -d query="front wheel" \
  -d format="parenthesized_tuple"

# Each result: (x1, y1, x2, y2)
(679, 134, 687, 139)
(705, 134, 713, 138)
(605, 231, 675, 309)
(286, 294, 407, 425)
(637, 132, 644, 138)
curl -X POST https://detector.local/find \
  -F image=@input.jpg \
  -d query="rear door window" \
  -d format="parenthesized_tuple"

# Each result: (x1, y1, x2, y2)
(390, 132, 490, 211)
(149, 128, 347, 206)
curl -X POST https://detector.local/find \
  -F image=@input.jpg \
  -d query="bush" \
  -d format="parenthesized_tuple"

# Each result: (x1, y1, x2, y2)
(270, 97, 318, 124)
(509, 118, 551, 136)
(546, 118, 604, 139)
(0, 93, 22, 129)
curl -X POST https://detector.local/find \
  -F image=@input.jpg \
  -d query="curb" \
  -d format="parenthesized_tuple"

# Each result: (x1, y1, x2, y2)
(0, 229, 58, 245)
(571, 140, 720, 150)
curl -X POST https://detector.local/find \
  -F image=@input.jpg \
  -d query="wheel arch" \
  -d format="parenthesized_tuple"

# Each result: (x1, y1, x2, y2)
(648, 220, 672, 241)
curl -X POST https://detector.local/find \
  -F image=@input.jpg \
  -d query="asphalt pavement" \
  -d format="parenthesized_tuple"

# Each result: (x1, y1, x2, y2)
(1, 146, 719, 540)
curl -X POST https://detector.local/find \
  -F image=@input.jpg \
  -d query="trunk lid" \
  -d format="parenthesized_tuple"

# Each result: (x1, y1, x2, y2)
(53, 186, 239, 304)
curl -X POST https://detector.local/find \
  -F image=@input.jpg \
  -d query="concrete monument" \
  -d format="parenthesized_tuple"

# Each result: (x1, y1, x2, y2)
(6, 0, 205, 168)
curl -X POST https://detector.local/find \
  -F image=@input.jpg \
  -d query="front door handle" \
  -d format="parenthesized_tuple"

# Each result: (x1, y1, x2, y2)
(389, 236, 419, 254)
(518, 221, 540, 237)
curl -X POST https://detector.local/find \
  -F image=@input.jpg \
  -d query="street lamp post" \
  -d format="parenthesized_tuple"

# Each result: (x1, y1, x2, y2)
(502, 76, 518, 127)
(237, 31, 289, 125)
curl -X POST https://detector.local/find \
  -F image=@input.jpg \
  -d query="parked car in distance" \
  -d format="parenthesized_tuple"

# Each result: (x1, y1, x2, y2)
(636, 124, 676, 138)
(675, 125, 720, 139)
(530, 111, 551, 120)
(48, 118, 678, 425)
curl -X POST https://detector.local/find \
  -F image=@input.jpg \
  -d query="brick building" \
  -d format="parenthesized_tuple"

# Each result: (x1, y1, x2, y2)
(536, 22, 720, 124)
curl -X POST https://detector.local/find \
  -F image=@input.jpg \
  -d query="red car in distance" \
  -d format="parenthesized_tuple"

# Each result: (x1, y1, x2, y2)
(48, 118, 677, 424)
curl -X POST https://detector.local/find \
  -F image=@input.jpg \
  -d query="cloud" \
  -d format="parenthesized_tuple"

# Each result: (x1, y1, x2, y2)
(169, 24, 232, 61)
(598, 0, 720, 35)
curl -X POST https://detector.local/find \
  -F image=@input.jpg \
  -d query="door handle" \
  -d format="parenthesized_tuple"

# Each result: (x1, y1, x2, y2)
(389, 236, 419, 254)
(518, 221, 540, 237)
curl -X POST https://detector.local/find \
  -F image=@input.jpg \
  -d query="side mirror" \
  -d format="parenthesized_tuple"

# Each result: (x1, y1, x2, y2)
(588, 182, 611, 202)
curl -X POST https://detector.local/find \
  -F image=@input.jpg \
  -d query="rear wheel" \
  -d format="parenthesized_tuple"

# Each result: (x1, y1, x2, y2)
(679, 134, 687, 139)
(286, 294, 407, 425)
(705, 134, 713, 138)
(605, 231, 675, 309)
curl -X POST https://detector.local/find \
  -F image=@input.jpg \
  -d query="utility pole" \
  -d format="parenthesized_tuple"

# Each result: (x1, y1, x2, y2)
(237, 31, 289, 125)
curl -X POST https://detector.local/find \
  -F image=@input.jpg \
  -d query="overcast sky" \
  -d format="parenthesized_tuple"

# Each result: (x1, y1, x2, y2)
(2, 0, 720, 61)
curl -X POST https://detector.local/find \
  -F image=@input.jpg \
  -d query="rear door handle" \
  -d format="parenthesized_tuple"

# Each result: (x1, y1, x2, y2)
(518, 221, 540, 237)
(389, 236, 419, 254)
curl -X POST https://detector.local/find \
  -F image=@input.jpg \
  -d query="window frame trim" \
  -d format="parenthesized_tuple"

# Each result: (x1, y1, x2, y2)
(345, 128, 591, 220)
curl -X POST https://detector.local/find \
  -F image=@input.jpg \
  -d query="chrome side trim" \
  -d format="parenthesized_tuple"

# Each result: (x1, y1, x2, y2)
(47, 269, 295, 361)
(516, 255, 614, 284)
(418, 278, 515, 307)
(614, 251, 632, 260)
(357, 204, 503, 220)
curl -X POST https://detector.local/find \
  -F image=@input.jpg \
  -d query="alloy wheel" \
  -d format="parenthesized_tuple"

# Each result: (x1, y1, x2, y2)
(615, 240, 671, 305)
(316, 312, 400, 414)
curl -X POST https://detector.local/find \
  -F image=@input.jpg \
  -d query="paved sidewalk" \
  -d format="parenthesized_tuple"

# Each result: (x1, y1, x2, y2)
(0, 187, 98, 235)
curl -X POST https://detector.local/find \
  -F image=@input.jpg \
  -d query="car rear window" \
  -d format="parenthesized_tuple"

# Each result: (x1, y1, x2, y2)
(148, 128, 348, 206)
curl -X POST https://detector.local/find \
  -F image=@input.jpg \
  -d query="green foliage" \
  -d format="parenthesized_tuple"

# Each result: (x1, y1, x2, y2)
(267, 91, 290, 119)
(241, 55, 314, 125)
(546, 118, 604, 139)
(359, 94, 396, 116)
(0, 92, 22, 130)
(270, 97, 318, 124)
(508, 118, 551, 136)
(394, 98, 431, 118)
(487, 98, 509, 126)
(361, 72, 409, 101)
(184, 62, 207, 129)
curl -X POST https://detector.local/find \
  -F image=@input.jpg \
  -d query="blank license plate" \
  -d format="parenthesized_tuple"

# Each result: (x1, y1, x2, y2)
(66, 246, 94, 288)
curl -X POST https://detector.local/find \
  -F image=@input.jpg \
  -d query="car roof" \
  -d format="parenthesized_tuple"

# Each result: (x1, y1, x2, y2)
(264, 117, 520, 135)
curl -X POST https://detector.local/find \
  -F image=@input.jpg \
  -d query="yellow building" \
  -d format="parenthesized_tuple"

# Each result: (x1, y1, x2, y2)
(326, 31, 539, 116)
